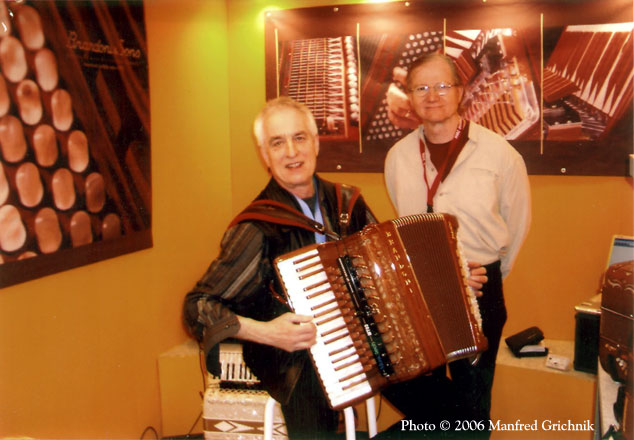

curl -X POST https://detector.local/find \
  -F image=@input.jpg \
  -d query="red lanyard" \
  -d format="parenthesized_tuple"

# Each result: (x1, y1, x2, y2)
(419, 120, 465, 213)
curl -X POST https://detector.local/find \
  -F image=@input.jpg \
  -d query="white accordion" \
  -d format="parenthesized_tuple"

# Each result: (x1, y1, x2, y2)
(203, 343, 287, 440)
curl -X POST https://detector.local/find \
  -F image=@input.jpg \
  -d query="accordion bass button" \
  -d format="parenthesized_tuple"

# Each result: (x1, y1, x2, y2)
(32, 124, 59, 167)
(0, 204, 26, 252)
(0, 36, 27, 83)
(0, 115, 27, 163)
(70, 210, 93, 247)
(34, 48, 59, 92)
(51, 89, 73, 132)
(34, 207, 62, 254)
(16, 162, 43, 208)
(51, 168, 76, 211)
(16, 5, 45, 51)
(67, 130, 90, 173)
(102, 213, 122, 240)
(16, 79, 43, 126)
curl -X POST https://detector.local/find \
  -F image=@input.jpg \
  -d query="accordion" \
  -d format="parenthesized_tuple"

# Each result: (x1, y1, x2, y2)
(203, 343, 288, 439)
(274, 213, 487, 410)
(599, 260, 634, 385)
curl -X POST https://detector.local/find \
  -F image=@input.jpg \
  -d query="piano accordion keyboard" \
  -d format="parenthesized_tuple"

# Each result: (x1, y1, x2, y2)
(276, 247, 374, 410)
(217, 343, 259, 385)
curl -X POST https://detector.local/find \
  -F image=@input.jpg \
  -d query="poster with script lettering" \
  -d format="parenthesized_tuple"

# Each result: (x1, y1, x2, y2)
(0, 0, 151, 288)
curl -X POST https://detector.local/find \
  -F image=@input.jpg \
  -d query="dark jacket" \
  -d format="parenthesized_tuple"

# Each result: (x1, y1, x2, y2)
(183, 176, 375, 404)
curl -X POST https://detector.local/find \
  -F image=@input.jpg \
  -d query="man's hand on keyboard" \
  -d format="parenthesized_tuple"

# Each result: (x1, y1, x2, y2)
(237, 312, 317, 352)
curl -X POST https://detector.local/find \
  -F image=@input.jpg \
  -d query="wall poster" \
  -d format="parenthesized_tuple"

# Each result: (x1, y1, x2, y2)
(264, 0, 633, 176)
(0, 0, 150, 288)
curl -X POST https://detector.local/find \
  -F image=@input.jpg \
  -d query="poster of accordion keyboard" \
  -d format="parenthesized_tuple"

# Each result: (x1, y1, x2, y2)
(0, 1, 150, 288)
(265, 0, 633, 176)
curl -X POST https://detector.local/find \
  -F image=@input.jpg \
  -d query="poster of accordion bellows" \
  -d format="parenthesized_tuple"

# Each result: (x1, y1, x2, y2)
(264, 0, 633, 176)
(0, 0, 150, 288)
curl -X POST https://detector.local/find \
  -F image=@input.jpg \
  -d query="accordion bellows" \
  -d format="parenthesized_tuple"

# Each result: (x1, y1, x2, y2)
(275, 213, 487, 410)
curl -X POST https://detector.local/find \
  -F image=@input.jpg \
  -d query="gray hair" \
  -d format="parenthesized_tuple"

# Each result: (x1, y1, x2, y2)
(253, 96, 319, 147)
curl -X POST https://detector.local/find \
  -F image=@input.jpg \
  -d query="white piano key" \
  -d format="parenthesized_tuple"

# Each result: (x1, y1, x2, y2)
(324, 334, 354, 354)
(315, 345, 372, 405)
(332, 361, 363, 382)
(317, 316, 347, 336)
(293, 271, 329, 291)
(291, 248, 319, 262)
(314, 355, 362, 387)
(314, 309, 342, 325)
(296, 255, 321, 267)
(340, 377, 372, 396)
(331, 347, 358, 364)
(296, 261, 324, 275)
(322, 327, 350, 345)
(329, 372, 370, 395)
(333, 358, 363, 378)
(306, 292, 336, 310)
(310, 342, 351, 376)
(331, 384, 371, 408)
(321, 364, 363, 390)
(323, 353, 361, 380)
(311, 333, 351, 359)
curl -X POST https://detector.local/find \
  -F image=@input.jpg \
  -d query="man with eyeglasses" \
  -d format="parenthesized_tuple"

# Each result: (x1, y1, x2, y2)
(383, 53, 531, 438)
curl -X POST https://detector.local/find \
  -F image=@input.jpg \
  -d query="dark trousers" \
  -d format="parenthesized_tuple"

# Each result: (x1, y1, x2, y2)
(280, 359, 343, 439)
(378, 261, 506, 439)
(449, 260, 506, 437)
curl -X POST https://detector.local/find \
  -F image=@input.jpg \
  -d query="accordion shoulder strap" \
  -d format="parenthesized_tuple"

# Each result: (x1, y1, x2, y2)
(335, 183, 361, 237)
(228, 184, 361, 238)
(228, 199, 327, 235)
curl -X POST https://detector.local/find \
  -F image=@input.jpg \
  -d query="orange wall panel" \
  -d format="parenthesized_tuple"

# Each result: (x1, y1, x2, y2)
(0, 0, 232, 438)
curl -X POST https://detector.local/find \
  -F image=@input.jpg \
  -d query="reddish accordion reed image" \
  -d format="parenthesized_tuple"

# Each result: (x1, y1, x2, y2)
(265, 0, 633, 175)
(0, 0, 150, 288)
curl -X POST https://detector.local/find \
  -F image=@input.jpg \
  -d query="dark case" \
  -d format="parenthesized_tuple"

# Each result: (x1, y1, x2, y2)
(505, 326, 545, 357)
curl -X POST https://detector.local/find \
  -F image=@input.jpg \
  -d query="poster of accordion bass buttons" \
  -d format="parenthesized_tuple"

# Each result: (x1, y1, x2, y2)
(0, 0, 151, 288)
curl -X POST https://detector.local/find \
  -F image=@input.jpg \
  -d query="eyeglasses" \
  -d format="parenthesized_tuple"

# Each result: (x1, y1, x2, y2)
(410, 82, 457, 97)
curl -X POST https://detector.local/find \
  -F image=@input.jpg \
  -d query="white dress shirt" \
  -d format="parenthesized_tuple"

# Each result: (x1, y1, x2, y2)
(384, 122, 531, 278)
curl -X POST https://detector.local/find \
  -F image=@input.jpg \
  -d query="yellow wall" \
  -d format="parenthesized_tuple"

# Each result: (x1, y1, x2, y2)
(1, 1, 232, 438)
(0, 0, 632, 438)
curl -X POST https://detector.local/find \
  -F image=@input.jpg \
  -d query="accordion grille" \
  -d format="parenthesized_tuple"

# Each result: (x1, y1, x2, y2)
(393, 215, 475, 358)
